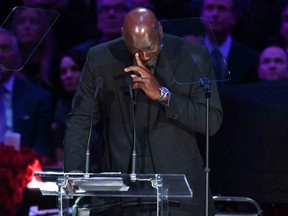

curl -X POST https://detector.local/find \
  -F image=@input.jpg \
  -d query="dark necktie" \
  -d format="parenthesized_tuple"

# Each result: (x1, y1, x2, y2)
(211, 47, 227, 82)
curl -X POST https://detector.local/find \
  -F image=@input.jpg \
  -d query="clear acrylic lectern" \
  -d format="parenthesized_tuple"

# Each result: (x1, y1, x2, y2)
(35, 172, 193, 216)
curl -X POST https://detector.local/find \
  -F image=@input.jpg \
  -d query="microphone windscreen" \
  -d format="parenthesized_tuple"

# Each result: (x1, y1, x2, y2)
(96, 77, 104, 88)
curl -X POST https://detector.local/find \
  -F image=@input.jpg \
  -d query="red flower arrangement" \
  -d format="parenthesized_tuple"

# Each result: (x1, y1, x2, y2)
(0, 143, 41, 216)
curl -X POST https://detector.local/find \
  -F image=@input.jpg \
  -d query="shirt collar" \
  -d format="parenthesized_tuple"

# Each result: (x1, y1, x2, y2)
(2, 74, 15, 93)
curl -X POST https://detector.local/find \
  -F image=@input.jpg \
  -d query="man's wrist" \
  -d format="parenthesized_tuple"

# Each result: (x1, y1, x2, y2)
(157, 87, 170, 104)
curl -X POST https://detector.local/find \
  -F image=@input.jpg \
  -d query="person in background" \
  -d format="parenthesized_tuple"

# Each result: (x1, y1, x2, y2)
(277, 2, 288, 53)
(51, 49, 86, 167)
(269, 1, 288, 56)
(200, 0, 260, 85)
(0, 27, 53, 164)
(72, 0, 132, 54)
(20, 0, 88, 52)
(10, 7, 56, 90)
(64, 7, 223, 215)
(257, 45, 288, 81)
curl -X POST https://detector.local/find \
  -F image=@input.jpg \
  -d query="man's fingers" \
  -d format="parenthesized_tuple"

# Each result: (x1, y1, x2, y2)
(135, 53, 144, 67)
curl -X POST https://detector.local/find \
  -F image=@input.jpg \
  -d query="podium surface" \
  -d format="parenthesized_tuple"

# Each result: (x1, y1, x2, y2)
(35, 172, 193, 216)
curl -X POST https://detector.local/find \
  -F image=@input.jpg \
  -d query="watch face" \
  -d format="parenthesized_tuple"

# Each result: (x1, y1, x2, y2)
(158, 87, 170, 102)
(161, 87, 169, 94)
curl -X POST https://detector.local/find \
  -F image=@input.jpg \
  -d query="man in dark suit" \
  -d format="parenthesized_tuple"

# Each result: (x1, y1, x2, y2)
(72, 0, 132, 54)
(201, 0, 260, 85)
(0, 28, 53, 161)
(64, 8, 223, 215)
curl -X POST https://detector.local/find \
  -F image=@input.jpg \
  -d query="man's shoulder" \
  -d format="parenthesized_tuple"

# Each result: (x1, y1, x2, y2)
(14, 77, 52, 98)
(85, 38, 129, 66)
(72, 39, 100, 53)
(90, 38, 125, 51)
(231, 39, 259, 56)
(72, 37, 125, 54)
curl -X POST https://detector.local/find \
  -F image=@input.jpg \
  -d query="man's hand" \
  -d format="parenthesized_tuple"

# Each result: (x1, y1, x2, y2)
(124, 53, 161, 101)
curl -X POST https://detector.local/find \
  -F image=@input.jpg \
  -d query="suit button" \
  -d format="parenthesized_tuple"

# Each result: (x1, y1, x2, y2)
(128, 146, 131, 149)
(173, 114, 179, 119)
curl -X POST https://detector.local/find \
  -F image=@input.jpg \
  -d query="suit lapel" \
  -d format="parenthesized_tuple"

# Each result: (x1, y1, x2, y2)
(108, 41, 134, 140)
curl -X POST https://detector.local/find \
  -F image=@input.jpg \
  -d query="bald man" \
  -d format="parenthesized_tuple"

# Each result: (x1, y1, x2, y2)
(64, 8, 223, 216)
(258, 45, 288, 81)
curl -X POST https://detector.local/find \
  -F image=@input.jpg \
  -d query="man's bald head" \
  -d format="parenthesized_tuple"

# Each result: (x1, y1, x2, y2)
(121, 7, 163, 66)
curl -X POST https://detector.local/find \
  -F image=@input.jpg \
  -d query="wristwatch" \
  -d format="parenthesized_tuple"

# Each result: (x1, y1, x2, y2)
(157, 86, 170, 103)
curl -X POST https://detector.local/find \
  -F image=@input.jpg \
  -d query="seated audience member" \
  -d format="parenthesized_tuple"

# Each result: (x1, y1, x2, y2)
(270, 1, 288, 55)
(72, 0, 132, 54)
(257, 45, 288, 81)
(200, 0, 260, 85)
(0, 28, 53, 164)
(51, 49, 85, 167)
(10, 7, 57, 90)
(21, 0, 88, 52)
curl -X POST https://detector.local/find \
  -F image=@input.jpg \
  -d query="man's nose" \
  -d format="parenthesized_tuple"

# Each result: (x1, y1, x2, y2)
(107, 8, 117, 16)
(66, 70, 74, 77)
(269, 61, 277, 68)
(22, 21, 32, 29)
(210, 8, 220, 16)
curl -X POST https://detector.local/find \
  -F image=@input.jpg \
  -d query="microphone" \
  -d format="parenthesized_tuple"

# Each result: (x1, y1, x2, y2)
(85, 77, 104, 178)
(125, 75, 137, 181)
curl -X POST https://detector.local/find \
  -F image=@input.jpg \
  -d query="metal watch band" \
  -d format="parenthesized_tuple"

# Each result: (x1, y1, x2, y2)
(157, 87, 169, 103)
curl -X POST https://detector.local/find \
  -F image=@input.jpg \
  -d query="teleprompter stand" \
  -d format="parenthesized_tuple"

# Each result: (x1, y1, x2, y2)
(35, 172, 193, 216)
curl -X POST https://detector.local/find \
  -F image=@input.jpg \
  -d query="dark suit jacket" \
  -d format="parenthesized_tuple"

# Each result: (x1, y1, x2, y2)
(227, 39, 260, 84)
(64, 34, 223, 215)
(13, 77, 53, 157)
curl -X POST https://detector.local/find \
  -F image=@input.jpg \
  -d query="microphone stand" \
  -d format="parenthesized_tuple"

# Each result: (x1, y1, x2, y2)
(200, 77, 211, 216)
(84, 77, 104, 178)
(126, 76, 137, 182)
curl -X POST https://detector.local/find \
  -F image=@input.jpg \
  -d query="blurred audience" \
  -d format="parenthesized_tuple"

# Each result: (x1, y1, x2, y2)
(278, 2, 288, 53)
(231, 0, 275, 51)
(200, 0, 260, 85)
(257, 45, 288, 81)
(269, 1, 288, 55)
(0, 27, 53, 164)
(51, 49, 85, 167)
(0, 0, 22, 24)
(10, 7, 57, 90)
(72, 0, 132, 53)
(21, 0, 88, 52)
